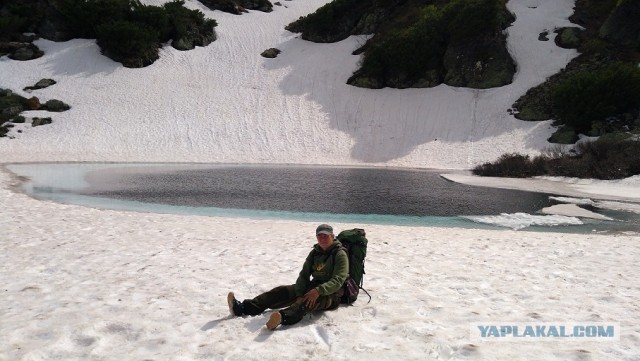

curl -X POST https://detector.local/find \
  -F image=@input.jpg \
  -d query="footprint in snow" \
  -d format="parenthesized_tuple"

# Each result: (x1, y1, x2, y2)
(313, 326, 330, 347)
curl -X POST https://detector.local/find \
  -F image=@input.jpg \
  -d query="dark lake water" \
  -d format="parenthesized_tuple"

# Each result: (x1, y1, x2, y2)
(9, 163, 639, 233)
(82, 165, 553, 217)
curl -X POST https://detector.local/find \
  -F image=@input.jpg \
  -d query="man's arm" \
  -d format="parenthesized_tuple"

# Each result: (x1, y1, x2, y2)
(294, 250, 314, 296)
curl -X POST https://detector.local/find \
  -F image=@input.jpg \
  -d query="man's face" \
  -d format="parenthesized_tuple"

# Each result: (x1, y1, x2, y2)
(316, 233, 334, 250)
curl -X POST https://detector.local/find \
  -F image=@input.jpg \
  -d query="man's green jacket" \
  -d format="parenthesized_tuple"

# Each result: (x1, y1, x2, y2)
(295, 240, 349, 297)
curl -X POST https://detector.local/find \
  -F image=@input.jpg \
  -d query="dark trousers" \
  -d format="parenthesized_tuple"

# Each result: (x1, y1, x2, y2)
(241, 284, 341, 325)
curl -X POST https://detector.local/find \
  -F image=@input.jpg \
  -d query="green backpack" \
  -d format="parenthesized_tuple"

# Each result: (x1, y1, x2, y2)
(334, 228, 371, 304)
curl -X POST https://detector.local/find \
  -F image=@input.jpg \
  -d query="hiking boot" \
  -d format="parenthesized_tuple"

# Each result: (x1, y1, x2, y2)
(227, 292, 244, 316)
(265, 311, 282, 330)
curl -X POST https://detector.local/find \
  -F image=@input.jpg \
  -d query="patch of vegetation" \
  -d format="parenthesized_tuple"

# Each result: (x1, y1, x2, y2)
(477, 0, 640, 181)
(96, 20, 160, 67)
(473, 153, 547, 178)
(286, 0, 374, 43)
(0, 0, 49, 41)
(287, 0, 515, 89)
(473, 136, 640, 180)
(348, 4, 447, 89)
(547, 125, 579, 144)
(53, 0, 217, 66)
(0, 0, 217, 67)
(0, 86, 70, 137)
(512, 0, 640, 142)
(198, 0, 273, 15)
(550, 62, 640, 134)
(0, 0, 49, 60)
(164, 1, 218, 50)
(0, 89, 28, 137)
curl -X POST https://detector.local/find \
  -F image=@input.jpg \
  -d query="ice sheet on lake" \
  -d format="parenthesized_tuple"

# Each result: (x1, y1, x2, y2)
(551, 196, 640, 215)
(542, 204, 613, 220)
(464, 213, 583, 230)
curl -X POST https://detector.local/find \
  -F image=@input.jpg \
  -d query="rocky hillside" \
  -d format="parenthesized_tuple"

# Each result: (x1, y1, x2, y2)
(286, 0, 639, 144)
(286, 0, 516, 89)
(512, 0, 640, 143)
(0, 0, 217, 67)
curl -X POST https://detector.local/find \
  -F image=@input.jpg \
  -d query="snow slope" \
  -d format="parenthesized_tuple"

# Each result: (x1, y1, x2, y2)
(1, 169, 639, 361)
(0, 0, 578, 168)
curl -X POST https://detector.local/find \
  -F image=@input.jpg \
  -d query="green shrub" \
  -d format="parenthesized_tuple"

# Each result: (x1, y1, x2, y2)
(551, 62, 640, 132)
(163, 0, 217, 47)
(547, 125, 579, 144)
(0, 15, 29, 40)
(444, 0, 503, 42)
(0, 1, 48, 40)
(580, 37, 608, 54)
(131, 4, 172, 43)
(96, 20, 159, 67)
(473, 138, 640, 179)
(286, 0, 366, 42)
(348, 0, 510, 88)
(573, 137, 640, 179)
(352, 5, 446, 87)
(12, 115, 26, 123)
(473, 153, 546, 178)
(54, 0, 136, 38)
(52, 0, 216, 66)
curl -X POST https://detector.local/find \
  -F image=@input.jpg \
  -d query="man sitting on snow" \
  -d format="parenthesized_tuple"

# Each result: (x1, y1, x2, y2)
(227, 224, 348, 330)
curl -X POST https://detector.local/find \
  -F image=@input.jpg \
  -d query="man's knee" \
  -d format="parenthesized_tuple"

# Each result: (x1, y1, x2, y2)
(317, 293, 341, 310)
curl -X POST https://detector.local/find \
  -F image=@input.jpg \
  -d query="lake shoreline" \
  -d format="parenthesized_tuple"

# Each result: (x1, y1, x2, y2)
(4, 163, 639, 234)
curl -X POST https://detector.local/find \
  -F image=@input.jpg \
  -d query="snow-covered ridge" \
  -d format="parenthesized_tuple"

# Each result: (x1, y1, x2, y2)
(0, 0, 578, 168)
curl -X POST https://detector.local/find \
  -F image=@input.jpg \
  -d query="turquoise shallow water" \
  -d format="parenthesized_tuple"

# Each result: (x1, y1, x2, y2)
(7, 163, 640, 234)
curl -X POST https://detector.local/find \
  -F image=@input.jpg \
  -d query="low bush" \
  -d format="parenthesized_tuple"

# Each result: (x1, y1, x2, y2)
(473, 137, 640, 179)
(0, 14, 29, 41)
(285, 0, 368, 42)
(551, 62, 640, 133)
(12, 115, 26, 123)
(96, 20, 160, 67)
(52, 0, 216, 66)
(472, 153, 546, 178)
(54, 0, 133, 38)
(349, 5, 446, 88)
(347, 0, 512, 88)
(443, 0, 505, 42)
(164, 0, 217, 49)
(131, 4, 172, 43)
(0, 0, 47, 40)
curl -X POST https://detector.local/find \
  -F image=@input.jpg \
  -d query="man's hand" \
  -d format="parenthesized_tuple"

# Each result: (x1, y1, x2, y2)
(302, 288, 320, 309)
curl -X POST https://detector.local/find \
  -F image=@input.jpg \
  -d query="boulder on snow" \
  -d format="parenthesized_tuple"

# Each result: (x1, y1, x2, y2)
(261, 48, 281, 58)
(25, 97, 41, 110)
(31, 117, 52, 127)
(24, 79, 57, 92)
(6, 43, 44, 61)
(43, 99, 70, 112)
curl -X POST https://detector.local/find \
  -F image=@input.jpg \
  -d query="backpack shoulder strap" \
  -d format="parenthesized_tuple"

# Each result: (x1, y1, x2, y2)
(330, 245, 347, 255)
(329, 245, 348, 265)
